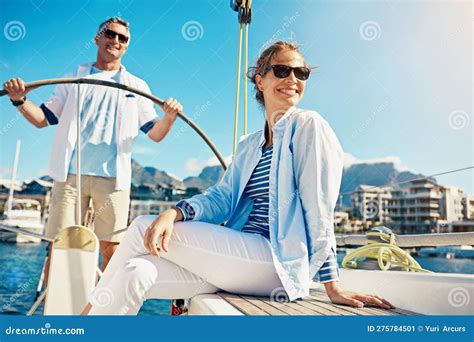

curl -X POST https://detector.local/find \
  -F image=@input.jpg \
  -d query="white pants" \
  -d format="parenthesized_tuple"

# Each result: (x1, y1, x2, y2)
(89, 215, 283, 315)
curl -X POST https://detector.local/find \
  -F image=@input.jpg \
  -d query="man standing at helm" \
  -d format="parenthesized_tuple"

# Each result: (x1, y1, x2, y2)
(2, 17, 183, 275)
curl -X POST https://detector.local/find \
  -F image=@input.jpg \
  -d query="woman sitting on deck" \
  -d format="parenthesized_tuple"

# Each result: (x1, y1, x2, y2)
(84, 41, 393, 315)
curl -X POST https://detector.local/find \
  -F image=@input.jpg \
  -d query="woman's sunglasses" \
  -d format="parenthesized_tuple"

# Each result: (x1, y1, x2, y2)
(103, 29, 129, 44)
(259, 64, 311, 81)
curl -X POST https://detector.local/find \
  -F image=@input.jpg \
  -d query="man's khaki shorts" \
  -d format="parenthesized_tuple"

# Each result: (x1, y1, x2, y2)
(45, 174, 130, 243)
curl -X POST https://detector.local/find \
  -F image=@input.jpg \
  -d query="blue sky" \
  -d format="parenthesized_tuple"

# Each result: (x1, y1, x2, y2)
(0, 0, 472, 194)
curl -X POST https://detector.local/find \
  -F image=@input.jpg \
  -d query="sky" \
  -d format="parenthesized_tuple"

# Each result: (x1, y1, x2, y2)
(0, 0, 472, 194)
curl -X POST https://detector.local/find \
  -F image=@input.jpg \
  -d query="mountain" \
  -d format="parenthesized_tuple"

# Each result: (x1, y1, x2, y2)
(39, 175, 54, 182)
(126, 159, 431, 207)
(178, 161, 430, 208)
(131, 159, 183, 187)
(340, 162, 433, 207)
(183, 165, 224, 190)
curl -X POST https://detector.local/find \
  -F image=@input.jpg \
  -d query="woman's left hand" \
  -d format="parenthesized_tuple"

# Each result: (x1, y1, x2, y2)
(325, 282, 394, 309)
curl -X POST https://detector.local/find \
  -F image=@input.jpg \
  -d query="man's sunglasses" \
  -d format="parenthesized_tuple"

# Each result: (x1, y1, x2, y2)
(259, 64, 311, 81)
(103, 29, 129, 44)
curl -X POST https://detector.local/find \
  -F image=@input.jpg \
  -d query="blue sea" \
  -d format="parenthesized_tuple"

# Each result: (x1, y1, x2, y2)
(1, 242, 473, 316)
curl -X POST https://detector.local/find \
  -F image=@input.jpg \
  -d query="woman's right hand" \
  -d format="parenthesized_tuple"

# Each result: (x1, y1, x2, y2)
(143, 208, 181, 257)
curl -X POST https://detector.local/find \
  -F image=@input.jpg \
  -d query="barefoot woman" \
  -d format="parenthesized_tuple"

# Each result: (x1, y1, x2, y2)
(84, 41, 393, 315)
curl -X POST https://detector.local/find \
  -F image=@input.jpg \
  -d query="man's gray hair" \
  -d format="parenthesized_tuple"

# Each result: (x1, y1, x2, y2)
(97, 17, 129, 35)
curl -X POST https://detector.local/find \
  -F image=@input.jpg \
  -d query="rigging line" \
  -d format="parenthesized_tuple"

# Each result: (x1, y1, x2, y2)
(76, 83, 81, 226)
(243, 21, 248, 135)
(339, 165, 474, 196)
(232, 23, 243, 154)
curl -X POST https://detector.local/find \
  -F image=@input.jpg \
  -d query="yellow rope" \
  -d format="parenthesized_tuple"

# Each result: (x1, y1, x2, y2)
(342, 231, 431, 273)
(232, 23, 243, 154)
(243, 0, 252, 135)
(232, 0, 253, 153)
(243, 22, 248, 135)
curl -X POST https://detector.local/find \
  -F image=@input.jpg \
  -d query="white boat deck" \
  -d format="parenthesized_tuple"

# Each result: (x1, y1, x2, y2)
(188, 269, 474, 316)
(188, 288, 418, 316)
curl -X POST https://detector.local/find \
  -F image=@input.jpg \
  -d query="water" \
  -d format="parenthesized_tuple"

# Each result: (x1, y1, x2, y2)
(0, 242, 170, 315)
(1, 242, 473, 316)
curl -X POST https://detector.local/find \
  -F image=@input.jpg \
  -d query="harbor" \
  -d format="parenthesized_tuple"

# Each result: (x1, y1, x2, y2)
(1, 240, 473, 316)
(0, 0, 472, 340)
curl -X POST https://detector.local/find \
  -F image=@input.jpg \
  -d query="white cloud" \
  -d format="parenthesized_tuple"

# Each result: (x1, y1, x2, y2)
(166, 172, 183, 182)
(0, 167, 11, 178)
(343, 152, 410, 172)
(133, 146, 155, 155)
(185, 155, 233, 175)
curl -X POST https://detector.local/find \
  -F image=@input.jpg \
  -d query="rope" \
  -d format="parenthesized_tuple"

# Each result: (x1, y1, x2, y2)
(231, 0, 252, 153)
(337, 231, 474, 247)
(342, 229, 431, 273)
(243, 22, 248, 135)
(0, 225, 55, 242)
(243, 0, 251, 135)
(97, 227, 128, 240)
(27, 289, 46, 316)
(232, 23, 243, 154)
(339, 165, 474, 197)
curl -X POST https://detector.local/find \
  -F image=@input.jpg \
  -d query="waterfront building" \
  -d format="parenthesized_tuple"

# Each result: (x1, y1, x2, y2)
(351, 185, 392, 223)
(387, 179, 443, 233)
(129, 200, 176, 221)
(462, 195, 474, 220)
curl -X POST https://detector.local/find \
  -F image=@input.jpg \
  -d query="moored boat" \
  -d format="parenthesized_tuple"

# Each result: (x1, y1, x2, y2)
(0, 198, 44, 243)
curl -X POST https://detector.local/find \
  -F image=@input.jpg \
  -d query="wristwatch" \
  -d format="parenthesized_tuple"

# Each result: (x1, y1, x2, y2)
(10, 96, 26, 107)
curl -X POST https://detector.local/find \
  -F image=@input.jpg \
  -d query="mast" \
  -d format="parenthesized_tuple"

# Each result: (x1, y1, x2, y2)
(6, 140, 21, 213)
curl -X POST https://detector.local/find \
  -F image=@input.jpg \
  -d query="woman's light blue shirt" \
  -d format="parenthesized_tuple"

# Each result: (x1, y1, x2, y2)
(183, 107, 344, 301)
